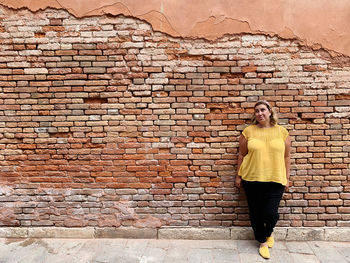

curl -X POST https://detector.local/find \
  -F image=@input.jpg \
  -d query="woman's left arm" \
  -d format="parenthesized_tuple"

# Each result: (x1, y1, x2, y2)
(284, 135, 291, 189)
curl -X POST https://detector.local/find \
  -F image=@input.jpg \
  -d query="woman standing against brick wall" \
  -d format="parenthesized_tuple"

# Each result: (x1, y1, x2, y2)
(235, 100, 291, 259)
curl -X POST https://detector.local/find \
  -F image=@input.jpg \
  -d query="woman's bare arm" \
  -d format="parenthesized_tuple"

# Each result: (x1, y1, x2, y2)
(236, 134, 248, 188)
(284, 135, 291, 189)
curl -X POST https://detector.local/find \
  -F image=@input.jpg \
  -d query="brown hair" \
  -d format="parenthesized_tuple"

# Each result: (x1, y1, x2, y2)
(251, 100, 278, 125)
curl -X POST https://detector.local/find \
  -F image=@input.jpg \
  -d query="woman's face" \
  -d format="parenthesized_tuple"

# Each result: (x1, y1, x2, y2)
(255, 104, 271, 125)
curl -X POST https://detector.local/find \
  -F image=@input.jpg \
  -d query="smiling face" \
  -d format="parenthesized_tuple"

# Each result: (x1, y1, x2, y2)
(254, 104, 271, 126)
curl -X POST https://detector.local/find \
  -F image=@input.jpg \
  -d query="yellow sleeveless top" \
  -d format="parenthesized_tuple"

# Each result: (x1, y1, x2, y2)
(238, 124, 289, 185)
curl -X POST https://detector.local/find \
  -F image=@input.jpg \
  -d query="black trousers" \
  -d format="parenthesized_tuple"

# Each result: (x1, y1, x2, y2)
(242, 180, 285, 243)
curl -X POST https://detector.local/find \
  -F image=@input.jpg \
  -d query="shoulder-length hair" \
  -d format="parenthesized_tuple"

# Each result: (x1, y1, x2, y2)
(251, 100, 278, 126)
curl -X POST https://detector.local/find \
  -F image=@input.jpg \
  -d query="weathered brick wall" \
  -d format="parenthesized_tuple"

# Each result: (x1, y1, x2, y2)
(0, 7, 349, 228)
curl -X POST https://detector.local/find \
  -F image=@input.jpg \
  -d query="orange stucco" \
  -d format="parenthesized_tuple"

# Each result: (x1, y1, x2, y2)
(1, 0, 350, 56)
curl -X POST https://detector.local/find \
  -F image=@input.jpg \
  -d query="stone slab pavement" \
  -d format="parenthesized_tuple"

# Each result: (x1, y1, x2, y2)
(0, 238, 350, 263)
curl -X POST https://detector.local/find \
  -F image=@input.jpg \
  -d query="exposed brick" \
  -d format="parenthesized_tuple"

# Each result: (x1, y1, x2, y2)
(0, 7, 349, 229)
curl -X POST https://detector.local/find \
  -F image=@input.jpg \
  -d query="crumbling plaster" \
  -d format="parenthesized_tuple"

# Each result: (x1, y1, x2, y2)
(1, 0, 349, 57)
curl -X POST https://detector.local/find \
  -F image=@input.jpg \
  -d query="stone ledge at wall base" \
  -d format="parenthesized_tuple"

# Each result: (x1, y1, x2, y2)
(0, 227, 349, 242)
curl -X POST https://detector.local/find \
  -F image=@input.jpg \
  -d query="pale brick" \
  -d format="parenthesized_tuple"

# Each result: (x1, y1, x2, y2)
(24, 68, 48, 74)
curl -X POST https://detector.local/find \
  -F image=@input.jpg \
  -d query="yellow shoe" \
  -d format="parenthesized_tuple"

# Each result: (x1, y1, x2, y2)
(259, 245, 270, 259)
(266, 236, 274, 248)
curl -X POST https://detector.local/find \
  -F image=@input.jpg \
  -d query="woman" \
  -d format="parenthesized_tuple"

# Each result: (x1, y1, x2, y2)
(236, 100, 291, 259)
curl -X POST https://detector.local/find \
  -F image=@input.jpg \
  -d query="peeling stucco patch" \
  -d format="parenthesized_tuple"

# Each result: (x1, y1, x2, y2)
(84, 2, 132, 17)
(1, 0, 350, 56)
(138, 11, 180, 37)
(188, 17, 251, 40)
(277, 27, 297, 40)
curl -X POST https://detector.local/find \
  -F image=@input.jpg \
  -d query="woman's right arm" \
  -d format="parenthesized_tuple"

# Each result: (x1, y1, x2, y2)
(236, 134, 248, 188)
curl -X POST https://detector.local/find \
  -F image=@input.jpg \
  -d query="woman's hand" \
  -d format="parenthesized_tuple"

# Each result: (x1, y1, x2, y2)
(235, 175, 242, 188)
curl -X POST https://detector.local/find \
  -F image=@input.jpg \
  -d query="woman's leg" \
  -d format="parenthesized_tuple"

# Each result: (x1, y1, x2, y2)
(242, 180, 267, 243)
(262, 182, 285, 238)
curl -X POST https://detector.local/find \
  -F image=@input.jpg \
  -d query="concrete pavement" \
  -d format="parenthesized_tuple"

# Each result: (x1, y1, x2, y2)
(1, 238, 350, 263)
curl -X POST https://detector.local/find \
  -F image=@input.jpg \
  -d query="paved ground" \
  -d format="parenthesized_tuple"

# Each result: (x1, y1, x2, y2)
(0, 238, 350, 263)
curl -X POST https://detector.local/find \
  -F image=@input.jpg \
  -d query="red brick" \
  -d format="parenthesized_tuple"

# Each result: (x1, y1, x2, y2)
(242, 66, 257, 73)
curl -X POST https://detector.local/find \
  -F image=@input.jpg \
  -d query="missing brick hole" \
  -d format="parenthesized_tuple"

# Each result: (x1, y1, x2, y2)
(84, 142, 105, 148)
(34, 32, 45, 38)
(297, 113, 314, 123)
(179, 54, 204, 61)
(84, 97, 108, 104)
(335, 94, 350, 100)
(180, 53, 211, 61)
(49, 132, 72, 138)
(221, 73, 244, 79)
(210, 108, 222, 114)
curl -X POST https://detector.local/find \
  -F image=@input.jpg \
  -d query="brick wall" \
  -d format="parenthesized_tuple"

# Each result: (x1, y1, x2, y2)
(0, 7, 349, 228)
